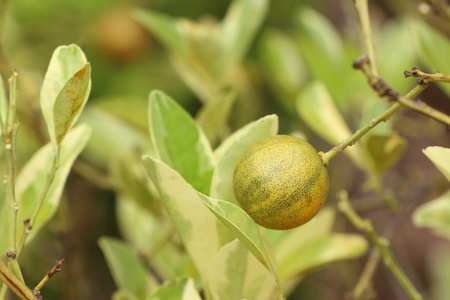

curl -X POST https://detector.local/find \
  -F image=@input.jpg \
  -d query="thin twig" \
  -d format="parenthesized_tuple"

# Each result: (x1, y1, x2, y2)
(32, 259, 65, 299)
(352, 248, 380, 299)
(404, 66, 450, 85)
(320, 85, 426, 165)
(16, 150, 60, 257)
(338, 191, 423, 300)
(0, 260, 36, 300)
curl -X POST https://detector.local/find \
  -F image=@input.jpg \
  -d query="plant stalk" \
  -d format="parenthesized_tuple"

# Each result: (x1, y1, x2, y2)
(320, 85, 426, 166)
(338, 191, 423, 300)
(0, 260, 36, 300)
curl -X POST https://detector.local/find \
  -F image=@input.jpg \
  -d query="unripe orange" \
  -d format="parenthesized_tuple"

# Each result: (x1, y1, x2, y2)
(233, 135, 329, 230)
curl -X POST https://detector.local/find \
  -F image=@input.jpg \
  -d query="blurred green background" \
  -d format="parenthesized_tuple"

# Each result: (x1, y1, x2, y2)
(0, 0, 449, 299)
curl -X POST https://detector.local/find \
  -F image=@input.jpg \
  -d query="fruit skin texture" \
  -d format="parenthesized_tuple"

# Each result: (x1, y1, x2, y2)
(233, 135, 329, 230)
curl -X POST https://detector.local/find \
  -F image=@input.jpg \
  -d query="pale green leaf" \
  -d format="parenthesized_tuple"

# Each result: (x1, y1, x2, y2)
(413, 191, 450, 239)
(112, 290, 140, 300)
(142, 156, 226, 293)
(296, 81, 367, 170)
(79, 106, 152, 169)
(242, 253, 279, 300)
(429, 246, 450, 300)
(133, 9, 188, 60)
(196, 91, 236, 147)
(99, 237, 151, 299)
(197, 193, 283, 297)
(221, 0, 269, 62)
(206, 239, 247, 300)
(15, 125, 91, 243)
(40, 44, 91, 148)
(211, 114, 278, 205)
(149, 278, 201, 300)
(363, 133, 407, 175)
(277, 233, 368, 279)
(258, 29, 307, 112)
(423, 146, 450, 182)
(149, 91, 215, 194)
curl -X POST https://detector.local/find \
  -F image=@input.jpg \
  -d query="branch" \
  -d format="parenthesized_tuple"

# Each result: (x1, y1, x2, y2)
(338, 191, 423, 300)
(0, 260, 37, 300)
(32, 259, 65, 299)
(404, 66, 450, 85)
(320, 84, 426, 166)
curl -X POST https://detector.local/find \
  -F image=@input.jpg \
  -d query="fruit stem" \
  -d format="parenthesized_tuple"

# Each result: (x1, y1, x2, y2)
(320, 85, 426, 166)
(338, 191, 423, 300)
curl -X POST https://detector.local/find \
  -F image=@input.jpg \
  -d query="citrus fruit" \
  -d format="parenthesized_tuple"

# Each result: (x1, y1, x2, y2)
(233, 135, 329, 230)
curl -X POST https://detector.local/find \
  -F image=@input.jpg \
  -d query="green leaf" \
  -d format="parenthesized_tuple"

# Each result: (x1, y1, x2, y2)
(423, 146, 450, 182)
(112, 290, 140, 300)
(15, 125, 91, 243)
(110, 154, 162, 217)
(197, 193, 283, 298)
(207, 239, 247, 300)
(412, 21, 450, 97)
(148, 90, 215, 194)
(258, 29, 307, 112)
(211, 114, 278, 205)
(149, 278, 201, 300)
(79, 106, 152, 169)
(277, 233, 368, 279)
(40, 44, 91, 148)
(196, 91, 236, 147)
(133, 9, 188, 60)
(221, 0, 269, 62)
(142, 156, 226, 294)
(296, 81, 367, 170)
(363, 133, 407, 175)
(241, 254, 279, 300)
(413, 191, 450, 240)
(429, 246, 450, 300)
(99, 237, 151, 299)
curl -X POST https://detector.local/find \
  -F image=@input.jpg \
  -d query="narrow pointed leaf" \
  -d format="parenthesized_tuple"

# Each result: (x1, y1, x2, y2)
(99, 237, 151, 299)
(413, 191, 450, 240)
(423, 146, 450, 182)
(222, 0, 269, 62)
(197, 193, 283, 297)
(207, 239, 247, 300)
(296, 81, 367, 170)
(210, 115, 278, 204)
(196, 91, 236, 147)
(40, 44, 91, 148)
(149, 91, 215, 194)
(363, 133, 407, 175)
(142, 156, 226, 289)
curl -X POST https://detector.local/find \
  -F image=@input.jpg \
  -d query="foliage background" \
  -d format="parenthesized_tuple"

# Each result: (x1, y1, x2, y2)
(0, 0, 449, 299)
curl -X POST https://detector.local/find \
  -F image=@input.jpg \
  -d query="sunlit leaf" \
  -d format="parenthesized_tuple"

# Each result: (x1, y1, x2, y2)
(207, 239, 247, 300)
(277, 233, 368, 279)
(0, 73, 7, 123)
(79, 106, 152, 169)
(40, 44, 91, 148)
(258, 29, 307, 112)
(197, 193, 283, 298)
(142, 156, 228, 294)
(211, 114, 278, 205)
(413, 191, 450, 240)
(296, 81, 367, 170)
(112, 290, 140, 300)
(423, 146, 450, 182)
(133, 9, 188, 60)
(196, 91, 236, 147)
(221, 0, 269, 62)
(148, 91, 215, 194)
(149, 278, 201, 300)
(363, 133, 407, 175)
(99, 237, 152, 299)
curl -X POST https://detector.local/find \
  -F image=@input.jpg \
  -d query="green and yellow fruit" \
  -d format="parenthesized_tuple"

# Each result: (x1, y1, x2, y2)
(233, 135, 329, 230)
